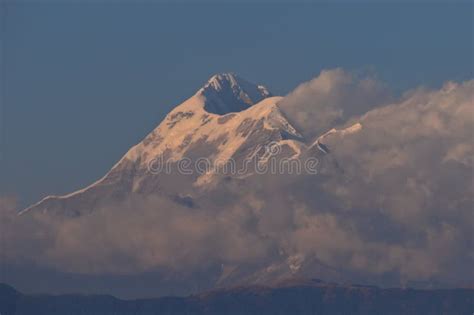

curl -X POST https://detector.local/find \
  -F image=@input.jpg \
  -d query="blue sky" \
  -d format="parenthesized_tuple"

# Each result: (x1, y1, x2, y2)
(1, 2, 472, 206)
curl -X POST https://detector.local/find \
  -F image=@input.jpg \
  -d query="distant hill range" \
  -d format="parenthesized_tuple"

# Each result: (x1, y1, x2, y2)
(1, 279, 473, 315)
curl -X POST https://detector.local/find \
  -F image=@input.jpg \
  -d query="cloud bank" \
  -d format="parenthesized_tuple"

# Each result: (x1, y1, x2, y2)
(278, 68, 392, 140)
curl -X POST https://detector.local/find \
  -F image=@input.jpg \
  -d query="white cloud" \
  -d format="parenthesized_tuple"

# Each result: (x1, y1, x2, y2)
(278, 68, 392, 140)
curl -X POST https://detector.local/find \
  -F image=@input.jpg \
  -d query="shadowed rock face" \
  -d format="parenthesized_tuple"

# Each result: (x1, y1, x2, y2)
(1, 281, 472, 315)
(201, 73, 272, 115)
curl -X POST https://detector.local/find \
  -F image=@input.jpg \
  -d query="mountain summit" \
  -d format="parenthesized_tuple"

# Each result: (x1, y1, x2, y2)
(194, 73, 272, 114)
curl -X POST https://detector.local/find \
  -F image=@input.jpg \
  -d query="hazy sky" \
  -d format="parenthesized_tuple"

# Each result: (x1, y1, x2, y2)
(1, 2, 472, 207)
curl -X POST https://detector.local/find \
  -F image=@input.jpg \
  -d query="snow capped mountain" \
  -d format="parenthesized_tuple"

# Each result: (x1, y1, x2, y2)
(19, 73, 368, 218)
(20, 73, 305, 216)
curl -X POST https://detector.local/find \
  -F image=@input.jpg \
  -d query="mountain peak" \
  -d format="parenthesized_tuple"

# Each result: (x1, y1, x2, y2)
(205, 72, 240, 90)
(198, 72, 272, 115)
